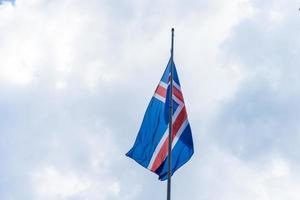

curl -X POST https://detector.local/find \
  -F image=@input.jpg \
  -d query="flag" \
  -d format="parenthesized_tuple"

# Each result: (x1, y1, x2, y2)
(0, 0, 15, 5)
(126, 58, 194, 181)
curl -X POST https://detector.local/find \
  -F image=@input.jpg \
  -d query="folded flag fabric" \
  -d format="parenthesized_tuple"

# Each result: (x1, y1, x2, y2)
(126, 58, 194, 181)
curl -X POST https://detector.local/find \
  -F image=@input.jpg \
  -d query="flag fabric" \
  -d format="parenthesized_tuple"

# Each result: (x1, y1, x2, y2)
(126, 58, 194, 181)
(0, 0, 15, 5)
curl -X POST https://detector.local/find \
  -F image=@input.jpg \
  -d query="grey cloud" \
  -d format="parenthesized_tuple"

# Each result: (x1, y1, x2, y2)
(211, 80, 300, 161)
(213, 0, 300, 162)
(1, 0, 300, 199)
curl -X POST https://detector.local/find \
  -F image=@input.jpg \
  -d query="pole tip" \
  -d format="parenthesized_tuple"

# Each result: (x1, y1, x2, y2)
(171, 28, 174, 32)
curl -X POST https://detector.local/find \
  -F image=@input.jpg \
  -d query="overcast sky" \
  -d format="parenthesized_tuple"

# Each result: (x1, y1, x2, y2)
(1, 0, 300, 199)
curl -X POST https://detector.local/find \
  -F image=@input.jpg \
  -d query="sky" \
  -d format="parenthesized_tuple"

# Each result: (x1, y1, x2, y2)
(0, 0, 300, 199)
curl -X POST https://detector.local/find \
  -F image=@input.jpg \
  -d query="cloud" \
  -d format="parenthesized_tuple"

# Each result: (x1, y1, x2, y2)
(179, 144, 300, 200)
(213, 0, 300, 161)
(1, 0, 299, 199)
(203, 1, 300, 198)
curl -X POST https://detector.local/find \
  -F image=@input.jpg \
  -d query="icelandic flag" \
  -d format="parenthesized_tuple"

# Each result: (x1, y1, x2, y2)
(0, 0, 15, 5)
(126, 58, 194, 181)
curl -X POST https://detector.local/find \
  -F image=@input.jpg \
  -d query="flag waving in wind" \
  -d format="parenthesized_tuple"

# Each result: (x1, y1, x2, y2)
(126, 58, 194, 181)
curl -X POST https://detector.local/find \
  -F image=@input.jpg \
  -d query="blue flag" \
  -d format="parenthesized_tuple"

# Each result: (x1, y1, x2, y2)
(0, 0, 15, 5)
(126, 58, 194, 181)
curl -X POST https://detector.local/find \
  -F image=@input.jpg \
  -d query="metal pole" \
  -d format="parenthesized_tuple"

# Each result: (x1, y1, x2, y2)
(167, 28, 174, 200)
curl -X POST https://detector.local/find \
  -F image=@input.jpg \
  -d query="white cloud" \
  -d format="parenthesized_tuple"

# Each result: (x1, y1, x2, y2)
(1, 0, 300, 200)
(185, 145, 300, 200)
(31, 165, 122, 200)
(31, 166, 91, 199)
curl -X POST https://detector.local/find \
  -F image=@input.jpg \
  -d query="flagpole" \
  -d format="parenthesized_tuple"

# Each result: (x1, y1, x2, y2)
(167, 28, 174, 200)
